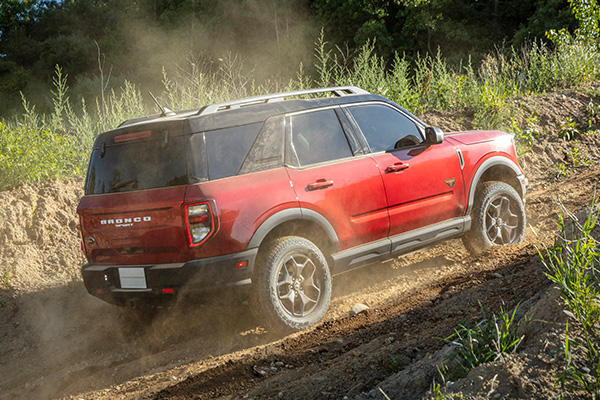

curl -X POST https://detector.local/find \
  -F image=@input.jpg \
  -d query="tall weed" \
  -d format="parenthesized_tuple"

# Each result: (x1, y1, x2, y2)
(541, 199, 600, 398)
(443, 303, 526, 379)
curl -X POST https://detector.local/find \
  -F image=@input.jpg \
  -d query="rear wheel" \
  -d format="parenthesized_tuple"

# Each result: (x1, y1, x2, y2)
(463, 181, 526, 254)
(251, 236, 332, 332)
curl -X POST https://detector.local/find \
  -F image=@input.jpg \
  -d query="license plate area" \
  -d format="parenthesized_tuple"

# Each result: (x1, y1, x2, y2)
(118, 267, 147, 289)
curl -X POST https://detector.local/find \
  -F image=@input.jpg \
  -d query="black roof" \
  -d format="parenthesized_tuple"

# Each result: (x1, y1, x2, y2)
(95, 87, 424, 145)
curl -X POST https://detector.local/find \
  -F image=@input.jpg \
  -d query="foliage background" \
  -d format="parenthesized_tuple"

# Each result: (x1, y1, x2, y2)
(0, 0, 598, 192)
(0, 0, 581, 116)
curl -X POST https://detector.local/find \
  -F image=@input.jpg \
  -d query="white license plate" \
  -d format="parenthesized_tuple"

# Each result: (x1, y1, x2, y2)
(118, 267, 147, 289)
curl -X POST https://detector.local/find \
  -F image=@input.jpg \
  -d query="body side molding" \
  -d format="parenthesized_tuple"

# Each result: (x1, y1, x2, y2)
(331, 217, 470, 276)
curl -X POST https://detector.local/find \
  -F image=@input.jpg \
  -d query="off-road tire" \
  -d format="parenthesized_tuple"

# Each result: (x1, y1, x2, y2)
(250, 236, 332, 332)
(463, 181, 526, 254)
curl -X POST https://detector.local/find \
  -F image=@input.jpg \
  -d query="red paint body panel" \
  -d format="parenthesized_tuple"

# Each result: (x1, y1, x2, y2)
(446, 130, 523, 202)
(371, 140, 466, 236)
(78, 168, 299, 265)
(445, 129, 509, 145)
(183, 168, 299, 258)
(286, 156, 389, 250)
(77, 186, 188, 265)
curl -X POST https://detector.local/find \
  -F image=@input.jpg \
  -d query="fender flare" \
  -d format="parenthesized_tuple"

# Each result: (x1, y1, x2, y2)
(465, 156, 525, 216)
(247, 208, 340, 252)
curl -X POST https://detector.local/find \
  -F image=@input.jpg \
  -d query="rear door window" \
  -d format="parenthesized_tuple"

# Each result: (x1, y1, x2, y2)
(290, 109, 353, 166)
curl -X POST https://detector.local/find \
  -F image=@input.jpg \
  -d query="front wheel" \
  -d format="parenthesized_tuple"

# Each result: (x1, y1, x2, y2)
(463, 181, 526, 254)
(251, 236, 332, 332)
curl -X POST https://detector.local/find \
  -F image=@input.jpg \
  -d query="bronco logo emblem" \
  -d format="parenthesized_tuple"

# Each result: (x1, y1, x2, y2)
(100, 216, 151, 228)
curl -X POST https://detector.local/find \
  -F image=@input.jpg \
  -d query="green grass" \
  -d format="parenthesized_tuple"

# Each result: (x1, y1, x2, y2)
(1, 265, 13, 290)
(442, 303, 526, 379)
(511, 113, 542, 155)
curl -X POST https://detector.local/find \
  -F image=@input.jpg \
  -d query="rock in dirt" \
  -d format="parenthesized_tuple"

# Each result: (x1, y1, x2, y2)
(350, 303, 369, 315)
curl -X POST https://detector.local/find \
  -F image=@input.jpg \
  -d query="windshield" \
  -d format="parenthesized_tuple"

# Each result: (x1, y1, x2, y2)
(84, 136, 189, 195)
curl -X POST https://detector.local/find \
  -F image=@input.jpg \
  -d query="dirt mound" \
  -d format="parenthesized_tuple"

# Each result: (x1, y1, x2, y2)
(0, 177, 88, 397)
(0, 177, 85, 293)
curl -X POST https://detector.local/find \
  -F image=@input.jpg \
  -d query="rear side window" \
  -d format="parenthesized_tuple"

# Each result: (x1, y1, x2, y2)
(346, 104, 423, 152)
(190, 123, 262, 181)
(239, 116, 285, 175)
(85, 136, 188, 195)
(291, 109, 353, 166)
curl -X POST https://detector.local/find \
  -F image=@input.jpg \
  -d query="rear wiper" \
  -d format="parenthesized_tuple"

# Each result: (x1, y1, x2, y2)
(110, 179, 138, 192)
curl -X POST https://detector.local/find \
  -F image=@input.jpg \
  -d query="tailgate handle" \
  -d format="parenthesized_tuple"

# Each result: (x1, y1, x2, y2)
(307, 179, 334, 191)
(386, 163, 409, 173)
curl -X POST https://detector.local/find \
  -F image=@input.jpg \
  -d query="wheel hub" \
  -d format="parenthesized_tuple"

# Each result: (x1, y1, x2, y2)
(485, 194, 521, 246)
(276, 255, 321, 318)
(293, 278, 303, 292)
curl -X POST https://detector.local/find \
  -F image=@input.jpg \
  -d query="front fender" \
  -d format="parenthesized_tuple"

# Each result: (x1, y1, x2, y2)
(465, 156, 527, 216)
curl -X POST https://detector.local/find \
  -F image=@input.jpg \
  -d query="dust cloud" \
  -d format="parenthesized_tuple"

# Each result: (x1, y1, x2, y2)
(99, 0, 319, 98)
(0, 178, 269, 400)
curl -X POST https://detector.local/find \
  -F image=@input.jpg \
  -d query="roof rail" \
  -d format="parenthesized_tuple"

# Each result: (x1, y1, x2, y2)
(197, 86, 369, 116)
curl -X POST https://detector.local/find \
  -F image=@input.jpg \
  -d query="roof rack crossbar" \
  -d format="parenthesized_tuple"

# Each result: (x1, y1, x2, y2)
(197, 86, 369, 116)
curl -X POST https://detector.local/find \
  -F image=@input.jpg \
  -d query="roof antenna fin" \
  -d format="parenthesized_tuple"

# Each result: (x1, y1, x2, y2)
(149, 91, 175, 117)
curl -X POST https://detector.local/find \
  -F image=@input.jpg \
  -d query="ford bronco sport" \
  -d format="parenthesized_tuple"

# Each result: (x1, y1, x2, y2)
(77, 86, 527, 331)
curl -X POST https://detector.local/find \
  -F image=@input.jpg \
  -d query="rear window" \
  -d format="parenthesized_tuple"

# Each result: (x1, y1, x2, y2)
(85, 136, 188, 195)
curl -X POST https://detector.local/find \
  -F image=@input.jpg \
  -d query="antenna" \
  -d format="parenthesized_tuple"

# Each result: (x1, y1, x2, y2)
(148, 91, 176, 117)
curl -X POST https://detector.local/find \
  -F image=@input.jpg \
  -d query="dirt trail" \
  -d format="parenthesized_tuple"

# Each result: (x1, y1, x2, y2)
(0, 88, 599, 400)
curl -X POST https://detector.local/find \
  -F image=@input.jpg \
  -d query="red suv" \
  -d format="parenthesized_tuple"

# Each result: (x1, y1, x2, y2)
(77, 86, 527, 331)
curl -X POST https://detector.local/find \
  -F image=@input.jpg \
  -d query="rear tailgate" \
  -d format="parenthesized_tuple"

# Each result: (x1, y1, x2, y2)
(77, 186, 188, 265)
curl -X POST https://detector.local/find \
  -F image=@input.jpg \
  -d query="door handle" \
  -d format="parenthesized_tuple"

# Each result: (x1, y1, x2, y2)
(385, 163, 409, 173)
(307, 179, 334, 191)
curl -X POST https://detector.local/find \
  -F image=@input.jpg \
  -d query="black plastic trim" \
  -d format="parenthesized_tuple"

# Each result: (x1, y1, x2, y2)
(389, 217, 468, 254)
(331, 238, 391, 274)
(247, 208, 340, 252)
(466, 156, 525, 215)
(331, 217, 469, 275)
(81, 248, 258, 305)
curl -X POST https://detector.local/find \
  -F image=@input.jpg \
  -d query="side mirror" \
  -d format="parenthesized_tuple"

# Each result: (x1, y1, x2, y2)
(425, 126, 444, 145)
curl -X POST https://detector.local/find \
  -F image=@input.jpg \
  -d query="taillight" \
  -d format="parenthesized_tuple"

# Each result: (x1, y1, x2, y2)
(184, 202, 215, 246)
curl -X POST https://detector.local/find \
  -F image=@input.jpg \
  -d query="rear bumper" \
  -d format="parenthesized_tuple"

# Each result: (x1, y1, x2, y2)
(81, 248, 258, 306)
